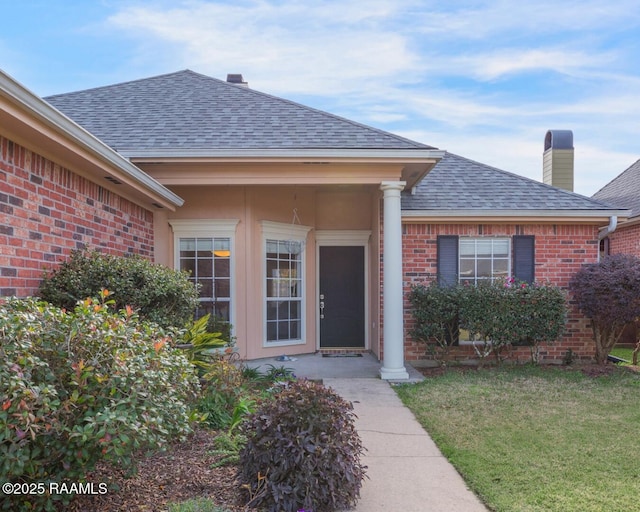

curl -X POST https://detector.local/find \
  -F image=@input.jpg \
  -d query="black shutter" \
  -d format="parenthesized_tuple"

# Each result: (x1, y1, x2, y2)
(513, 235, 535, 283)
(437, 235, 459, 287)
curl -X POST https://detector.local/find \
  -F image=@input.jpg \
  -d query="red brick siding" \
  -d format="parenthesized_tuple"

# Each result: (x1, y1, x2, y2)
(388, 222, 600, 364)
(0, 135, 154, 297)
(608, 224, 640, 257)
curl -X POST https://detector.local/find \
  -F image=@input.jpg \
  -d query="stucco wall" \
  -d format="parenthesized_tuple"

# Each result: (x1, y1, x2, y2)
(0, 135, 154, 297)
(399, 222, 600, 364)
(163, 185, 378, 360)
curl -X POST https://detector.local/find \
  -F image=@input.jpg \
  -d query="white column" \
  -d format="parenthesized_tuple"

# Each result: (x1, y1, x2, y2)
(380, 181, 409, 380)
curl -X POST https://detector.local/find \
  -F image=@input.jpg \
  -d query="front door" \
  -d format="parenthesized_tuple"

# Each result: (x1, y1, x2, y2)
(319, 246, 365, 348)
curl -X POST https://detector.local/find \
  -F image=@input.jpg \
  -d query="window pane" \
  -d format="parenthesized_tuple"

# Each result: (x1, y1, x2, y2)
(180, 238, 196, 252)
(196, 238, 213, 252)
(476, 240, 492, 257)
(214, 258, 230, 278)
(493, 258, 509, 277)
(197, 259, 212, 277)
(215, 279, 230, 298)
(199, 279, 213, 297)
(477, 259, 492, 278)
(214, 239, 230, 251)
(460, 240, 475, 256)
(493, 240, 509, 257)
(460, 259, 475, 279)
(180, 259, 195, 275)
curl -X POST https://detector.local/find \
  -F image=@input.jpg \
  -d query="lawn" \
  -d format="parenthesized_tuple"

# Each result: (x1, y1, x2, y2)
(396, 365, 640, 512)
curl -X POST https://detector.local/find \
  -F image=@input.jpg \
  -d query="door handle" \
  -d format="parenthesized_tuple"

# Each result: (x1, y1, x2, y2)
(319, 299, 325, 319)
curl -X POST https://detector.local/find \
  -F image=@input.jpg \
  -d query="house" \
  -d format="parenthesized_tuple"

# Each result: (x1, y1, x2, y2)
(592, 159, 640, 257)
(0, 69, 627, 376)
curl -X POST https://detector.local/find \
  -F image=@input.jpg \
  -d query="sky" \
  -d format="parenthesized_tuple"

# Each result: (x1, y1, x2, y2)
(2, 0, 640, 197)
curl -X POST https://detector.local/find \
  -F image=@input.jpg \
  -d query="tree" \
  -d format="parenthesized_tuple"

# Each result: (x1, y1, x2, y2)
(569, 254, 640, 364)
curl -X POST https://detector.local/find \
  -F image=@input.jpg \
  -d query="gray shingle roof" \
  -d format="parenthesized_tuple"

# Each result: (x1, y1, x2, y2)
(402, 152, 620, 212)
(592, 159, 640, 218)
(44, 70, 433, 152)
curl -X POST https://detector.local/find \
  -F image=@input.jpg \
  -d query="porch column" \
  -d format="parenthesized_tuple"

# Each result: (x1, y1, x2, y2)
(380, 181, 409, 380)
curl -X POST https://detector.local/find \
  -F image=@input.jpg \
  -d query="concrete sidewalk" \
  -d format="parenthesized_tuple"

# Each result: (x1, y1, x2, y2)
(327, 378, 487, 512)
(247, 354, 488, 511)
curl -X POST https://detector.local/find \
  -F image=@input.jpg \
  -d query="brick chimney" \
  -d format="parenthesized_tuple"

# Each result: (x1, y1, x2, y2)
(543, 130, 574, 192)
(226, 74, 248, 88)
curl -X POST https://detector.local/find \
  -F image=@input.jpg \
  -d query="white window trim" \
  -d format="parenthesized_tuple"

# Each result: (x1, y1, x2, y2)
(169, 219, 239, 332)
(260, 220, 312, 348)
(315, 230, 371, 351)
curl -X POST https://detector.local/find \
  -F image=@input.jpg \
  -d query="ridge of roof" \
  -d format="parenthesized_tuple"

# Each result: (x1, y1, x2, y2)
(45, 69, 434, 152)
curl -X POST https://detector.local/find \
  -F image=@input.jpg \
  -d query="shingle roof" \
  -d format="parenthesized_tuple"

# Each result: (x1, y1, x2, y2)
(44, 70, 433, 153)
(592, 159, 640, 218)
(402, 152, 620, 212)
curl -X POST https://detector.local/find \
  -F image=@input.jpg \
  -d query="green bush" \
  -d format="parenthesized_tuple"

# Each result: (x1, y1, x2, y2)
(409, 279, 567, 364)
(239, 380, 366, 512)
(408, 282, 462, 362)
(39, 249, 199, 329)
(0, 294, 200, 511)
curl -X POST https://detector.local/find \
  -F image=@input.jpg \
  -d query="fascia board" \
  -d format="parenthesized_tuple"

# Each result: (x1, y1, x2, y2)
(402, 209, 630, 221)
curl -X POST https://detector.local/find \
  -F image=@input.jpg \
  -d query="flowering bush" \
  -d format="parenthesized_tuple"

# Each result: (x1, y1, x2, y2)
(0, 293, 200, 511)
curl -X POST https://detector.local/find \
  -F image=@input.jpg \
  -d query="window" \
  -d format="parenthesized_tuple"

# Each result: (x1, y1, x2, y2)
(266, 240, 302, 343)
(437, 234, 534, 286)
(436, 234, 535, 344)
(170, 219, 238, 325)
(179, 237, 231, 320)
(459, 238, 510, 285)
(261, 221, 311, 346)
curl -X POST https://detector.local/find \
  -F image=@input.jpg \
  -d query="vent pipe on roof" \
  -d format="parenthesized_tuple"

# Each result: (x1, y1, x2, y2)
(543, 130, 574, 192)
(226, 74, 248, 88)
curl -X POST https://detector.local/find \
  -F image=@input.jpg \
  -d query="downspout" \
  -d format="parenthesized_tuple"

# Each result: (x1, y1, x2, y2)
(597, 216, 618, 261)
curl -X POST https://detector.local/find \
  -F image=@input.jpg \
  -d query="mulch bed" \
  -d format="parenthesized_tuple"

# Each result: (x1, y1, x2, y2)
(67, 429, 250, 512)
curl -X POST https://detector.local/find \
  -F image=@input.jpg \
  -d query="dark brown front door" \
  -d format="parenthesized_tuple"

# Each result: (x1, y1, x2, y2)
(319, 246, 365, 348)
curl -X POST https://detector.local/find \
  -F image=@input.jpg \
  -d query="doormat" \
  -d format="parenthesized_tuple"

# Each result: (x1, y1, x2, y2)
(322, 353, 363, 358)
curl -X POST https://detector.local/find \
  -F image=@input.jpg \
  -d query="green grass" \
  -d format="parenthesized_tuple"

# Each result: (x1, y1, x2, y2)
(396, 366, 640, 512)
(610, 346, 635, 363)
(168, 498, 232, 512)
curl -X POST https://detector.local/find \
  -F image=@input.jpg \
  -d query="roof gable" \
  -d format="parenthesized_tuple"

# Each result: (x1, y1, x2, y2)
(592, 159, 640, 218)
(403, 152, 621, 214)
(45, 70, 433, 153)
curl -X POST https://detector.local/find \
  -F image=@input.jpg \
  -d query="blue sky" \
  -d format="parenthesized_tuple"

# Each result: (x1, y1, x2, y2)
(2, 0, 639, 196)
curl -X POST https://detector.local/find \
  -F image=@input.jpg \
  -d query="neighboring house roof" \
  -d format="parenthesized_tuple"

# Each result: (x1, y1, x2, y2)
(0, 69, 183, 210)
(402, 152, 626, 219)
(592, 159, 640, 219)
(45, 69, 433, 154)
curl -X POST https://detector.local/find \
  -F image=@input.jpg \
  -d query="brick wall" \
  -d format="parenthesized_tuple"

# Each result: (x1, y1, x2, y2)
(608, 223, 640, 257)
(396, 222, 600, 364)
(0, 135, 154, 297)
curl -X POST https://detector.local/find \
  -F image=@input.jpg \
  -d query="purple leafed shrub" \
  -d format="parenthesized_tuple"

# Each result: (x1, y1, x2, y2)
(239, 379, 366, 512)
(569, 254, 640, 364)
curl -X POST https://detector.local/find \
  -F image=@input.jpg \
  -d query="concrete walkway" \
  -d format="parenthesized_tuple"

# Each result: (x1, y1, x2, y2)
(247, 354, 488, 511)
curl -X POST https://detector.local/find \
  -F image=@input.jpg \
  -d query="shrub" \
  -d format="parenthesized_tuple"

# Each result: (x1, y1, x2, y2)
(409, 279, 567, 364)
(39, 249, 199, 329)
(408, 282, 462, 363)
(0, 294, 200, 511)
(239, 380, 366, 512)
(569, 254, 640, 364)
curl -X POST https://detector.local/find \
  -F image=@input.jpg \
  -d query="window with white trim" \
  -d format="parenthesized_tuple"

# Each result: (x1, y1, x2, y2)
(459, 238, 511, 285)
(179, 237, 231, 321)
(170, 219, 238, 325)
(261, 221, 311, 346)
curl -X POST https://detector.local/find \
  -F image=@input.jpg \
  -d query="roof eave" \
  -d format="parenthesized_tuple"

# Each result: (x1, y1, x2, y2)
(122, 148, 445, 162)
(0, 70, 183, 210)
(402, 209, 630, 223)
